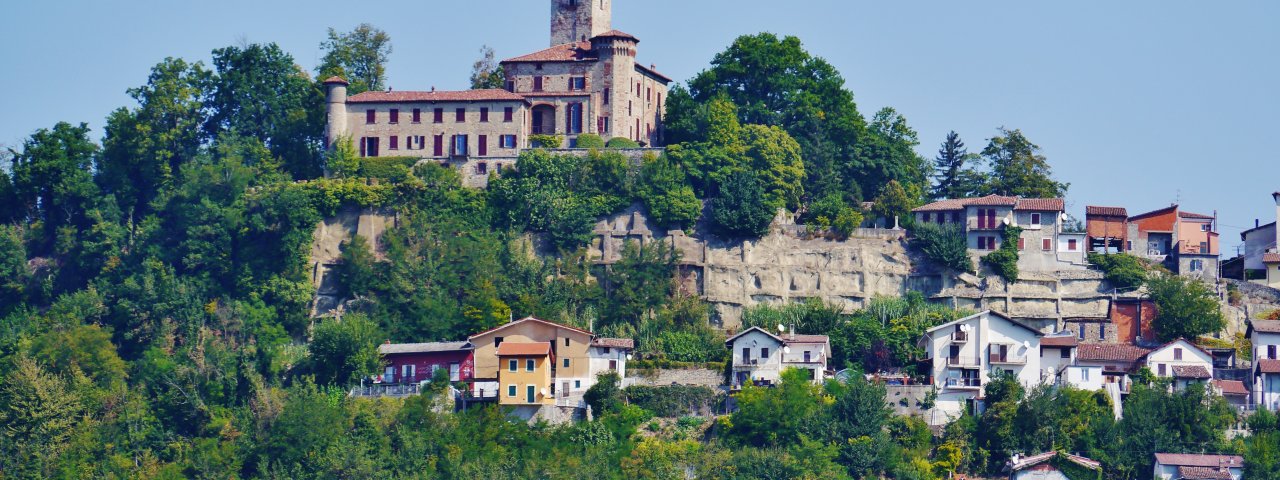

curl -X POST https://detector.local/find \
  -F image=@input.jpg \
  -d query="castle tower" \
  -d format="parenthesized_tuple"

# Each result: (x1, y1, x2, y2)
(551, 0, 611, 46)
(322, 76, 349, 150)
(591, 31, 637, 140)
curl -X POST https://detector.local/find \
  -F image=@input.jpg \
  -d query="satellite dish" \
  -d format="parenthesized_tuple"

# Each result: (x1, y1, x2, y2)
(1023, 341, 1031, 349)
(626, 354, 633, 361)
(783, 346, 791, 354)
(777, 324, 786, 334)
(541, 388, 549, 396)
(1002, 217, 1011, 226)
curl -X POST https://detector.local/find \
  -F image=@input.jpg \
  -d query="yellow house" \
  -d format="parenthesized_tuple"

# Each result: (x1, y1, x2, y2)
(497, 342, 554, 406)
(470, 317, 595, 397)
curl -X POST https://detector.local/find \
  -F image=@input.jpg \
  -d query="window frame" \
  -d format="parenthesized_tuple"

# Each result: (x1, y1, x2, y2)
(366, 109, 376, 124)
(508, 359, 517, 372)
(525, 359, 535, 372)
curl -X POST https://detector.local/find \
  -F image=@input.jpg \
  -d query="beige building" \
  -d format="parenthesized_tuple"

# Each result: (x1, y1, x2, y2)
(468, 317, 631, 404)
(323, 0, 670, 186)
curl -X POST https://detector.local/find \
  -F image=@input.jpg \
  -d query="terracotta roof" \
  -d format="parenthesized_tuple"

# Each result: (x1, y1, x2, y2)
(496, 342, 551, 356)
(1213, 379, 1249, 396)
(1178, 466, 1234, 480)
(502, 41, 595, 63)
(1016, 198, 1065, 211)
(347, 89, 528, 104)
(323, 76, 349, 85)
(520, 92, 592, 98)
(1009, 452, 1101, 472)
(1077, 343, 1152, 363)
(1264, 253, 1280, 263)
(468, 316, 594, 340)
(1259, 359, 1280, 374)
(1086, 206, 1128, 217)
(1154, 453, 1243, 468)
(783, 334, 830, 345)
(1179, 211, 1215, 220)
(1251, 320, 1280, 334)
(912, 198, 972, 212)
(1171, 365, 1212, 379)
(1129, 205, 1179, 221)
(1040, 335, 1079, 348)
(635, 63, 673, 83)
(593, 29, 639, 41)
(379, 341, 471, 355)
(592, 338, 635, 349)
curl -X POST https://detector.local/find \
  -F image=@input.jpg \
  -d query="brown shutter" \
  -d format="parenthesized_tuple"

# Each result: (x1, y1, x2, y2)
(478, 135, 488, 156)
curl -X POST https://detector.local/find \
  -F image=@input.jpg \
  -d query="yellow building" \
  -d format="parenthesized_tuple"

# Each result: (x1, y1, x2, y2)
(497, 342, 554, 406)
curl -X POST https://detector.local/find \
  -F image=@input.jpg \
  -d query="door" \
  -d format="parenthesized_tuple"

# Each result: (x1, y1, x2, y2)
(478, 135, 488, 156)
(526, 385, 536, 403)
(562, 381, 570, 396)
(384, 366, 396, 384)
(997, 345, 1008, 362)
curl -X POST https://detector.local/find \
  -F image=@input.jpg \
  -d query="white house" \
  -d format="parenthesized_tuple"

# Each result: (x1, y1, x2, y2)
(918, 311, 1044, 423)
(1239, 192, 1280, 283)
(1075, 343, 1153, 398)
(589, 337, 633, 381)
(1153, 453, 1243, 480)
(1039, 333, 1079, 385)
(1145, 339, 1214, 391)
(1250, 320, 1280, 410)
(726, 326, 830, 388)
(1006, 452, 1102, 480)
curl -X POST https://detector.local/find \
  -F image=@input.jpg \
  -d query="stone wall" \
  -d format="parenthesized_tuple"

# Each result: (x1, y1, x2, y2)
(623, 368, 724, 389)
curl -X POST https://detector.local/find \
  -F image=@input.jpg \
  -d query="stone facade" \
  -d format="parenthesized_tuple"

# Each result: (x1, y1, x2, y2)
(322, 0, 670, 187)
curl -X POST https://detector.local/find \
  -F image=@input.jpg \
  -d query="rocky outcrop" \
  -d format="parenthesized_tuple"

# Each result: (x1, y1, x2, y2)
(309, 207, 396, 317)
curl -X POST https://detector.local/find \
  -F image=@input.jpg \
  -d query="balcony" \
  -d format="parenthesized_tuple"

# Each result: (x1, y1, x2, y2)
(950, 331, 969, 343)
(945, 378, 982, 389)
(989, 352, 1028, 365)
(945, 355, 981, 368)
(530, 125, 557, 135)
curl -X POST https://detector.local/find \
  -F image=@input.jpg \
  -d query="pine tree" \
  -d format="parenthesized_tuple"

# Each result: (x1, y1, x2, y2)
(930, 131, 986, 200)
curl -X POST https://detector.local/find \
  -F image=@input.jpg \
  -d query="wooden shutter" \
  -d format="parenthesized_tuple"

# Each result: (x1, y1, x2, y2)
(478, 135, 487, 156)
(434, 135, 444, 156)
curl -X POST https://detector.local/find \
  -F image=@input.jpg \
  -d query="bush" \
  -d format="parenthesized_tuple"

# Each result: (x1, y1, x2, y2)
(359, 156, 418, 181)
(709, 170, 776, 238)
(585, 371, 624, 415)
(529, 134, 563, 148)
(911, 223, 974, 273)
(1087, 252, 1149, 291)
(575, 134, 606, 149)
(624, 384, 721, 417)
(982, 225, 1022, 283)
(606, 137, 641, 149)
(637, 156, 702, 229)
(656, 330, 727, 363)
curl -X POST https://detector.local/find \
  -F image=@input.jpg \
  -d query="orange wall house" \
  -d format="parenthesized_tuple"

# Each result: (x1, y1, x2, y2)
(497, 342, 555, 406)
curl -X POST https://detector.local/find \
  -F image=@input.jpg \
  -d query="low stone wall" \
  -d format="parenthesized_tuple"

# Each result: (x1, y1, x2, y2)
(624, 368, 724, 389)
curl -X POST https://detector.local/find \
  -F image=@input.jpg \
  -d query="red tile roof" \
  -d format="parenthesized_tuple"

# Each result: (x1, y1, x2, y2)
(1213, 379, 1249, 396)
(1016, 198, 1066, 211)
(783, 334, 830, 345)
(496, 342, 551, 356)
(1077, 343, 1152, 363)
(593, 29, 639, 41)
(1259, 359, 1280, 374)
(348, 89, 528, 104)
(1179, 211, 1215, 220)
(912, 195, 1063, 213)
(502, 41, 595, 63)
(1171, 365, 1212, 379)
(636, 63, 673, 83)
(591, 338, 635, 349)
(1178, 466, 1234, 480)
(1251, 320, 1280, 334)
(1264, 253, 1280, 264)
(1086, 206, 1128, 217)
(1040, 336, 1079, 348)
(323, 76, 349, 85)
(967, 195, 1020, 207)
(1154, 453, 1243, 468)
(468, 316, 594, 340)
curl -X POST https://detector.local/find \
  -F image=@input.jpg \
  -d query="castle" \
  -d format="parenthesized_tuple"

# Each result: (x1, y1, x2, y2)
(323, 0, 670, 185)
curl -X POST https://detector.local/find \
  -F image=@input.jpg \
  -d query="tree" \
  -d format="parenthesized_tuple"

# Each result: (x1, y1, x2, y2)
(325, 136, 361, 178)
(871, 180, 914, 227)
(31, 324, 128, 388)
(709, 169, 775, 238)
(911, 223, 974, 273)
(0, 356, 87, 477)
(317, 23, 393, 94)
(1088, 252, 1149, 290)
(469, 45, 506, 90)
(603, 241, 680, 327)
(931, 131, 986, 200)
(729, 368, 829, 447)
(636, 156, 702, 229)
(741, 124, 805, 210)
(308, 313, 382, 386)
(1147, 272, 1225, 341)
(335, 234, 377, 298)
(10, 122, 100, 254)
(981, 128, 1068, 198)
(584, 371, 624, 415)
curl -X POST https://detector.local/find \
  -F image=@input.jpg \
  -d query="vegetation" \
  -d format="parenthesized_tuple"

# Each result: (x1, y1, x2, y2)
(912, 223, 975, 273)
(1088, 252, 1151, 291)
(468, 45, 506, 90)
(982, 225, 1023, 283)
(1147, 272, 1226, 342)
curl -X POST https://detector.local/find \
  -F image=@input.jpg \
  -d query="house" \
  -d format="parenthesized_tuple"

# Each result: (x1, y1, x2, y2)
(1005, 452, 1102, 480)
(1110, 298, 1158, 345)
(918, 311, 1044, 423)
(1212, 379, 1250, 410)
(1075, 343, 1153, 396)
(726, 326, 831, 388)
(496, 342, 555, 406)
(1039, 333, 1079, 386)
(1238, 192, 1280, 283)
(1248, 319, 1280, 410)
(1086, 206, 1129, 254)
(912, 195, 1081, 273)
(1145, 339, 1215, 391)
(377, 341, 474, 386)
(322, 0, 671, 187)
(1128, 205, 1220, 282)
(1153, 453, 1243, 480)
(468, 316, 630, 406)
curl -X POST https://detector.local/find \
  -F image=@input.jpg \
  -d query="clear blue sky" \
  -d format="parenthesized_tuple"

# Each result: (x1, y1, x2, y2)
(3, 1, 1277, 252)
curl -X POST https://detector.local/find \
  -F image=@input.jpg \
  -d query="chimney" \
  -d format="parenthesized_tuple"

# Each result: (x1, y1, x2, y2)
(1274, 192, 1280, 252)
(789, 324, 795, 339)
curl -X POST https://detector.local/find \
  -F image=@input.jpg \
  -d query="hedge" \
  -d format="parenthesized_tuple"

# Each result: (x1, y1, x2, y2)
(360, 156, 419, 180)
(624, 384, 723, 417)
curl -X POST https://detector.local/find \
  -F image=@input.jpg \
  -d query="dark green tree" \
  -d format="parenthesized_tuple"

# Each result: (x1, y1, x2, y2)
(602, 240, 680, 327)
(931, 131, 987, 200)
(308, 313, 382, 386)
(10, 122, 100, 256)
(1147, 272, 1225, 341)
(982, 128, 1069, 198)
(636, 155, 702, 229)
(709, 170, 775, 238)
(317, 23, 393, 94)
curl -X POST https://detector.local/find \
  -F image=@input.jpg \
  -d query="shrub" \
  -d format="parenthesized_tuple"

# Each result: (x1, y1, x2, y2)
(1087, 252, 1148, 291)
(709, 170, 775, 238)
(529, 134, 564, 148)
(575, 134, 606, 149)
(981, 225, 1022, 283)
(359, 156, 418, 181)
(606, 137, 640, 149)
(624, 384, 721, 417)
(911, 223, 974, 273)
(585, 371, 624, 415)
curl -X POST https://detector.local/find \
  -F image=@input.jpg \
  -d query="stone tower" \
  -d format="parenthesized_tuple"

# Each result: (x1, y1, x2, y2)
(322, 76, 349, 150)
(551, 0, 611, 46)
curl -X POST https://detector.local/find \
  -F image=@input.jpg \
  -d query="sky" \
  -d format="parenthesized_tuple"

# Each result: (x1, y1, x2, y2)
(2, 0, 1277, 252)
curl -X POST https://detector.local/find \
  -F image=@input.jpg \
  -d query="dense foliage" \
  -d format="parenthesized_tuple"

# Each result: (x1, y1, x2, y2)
(982, 225, 1023, 283)
(911, 223, 975, 273)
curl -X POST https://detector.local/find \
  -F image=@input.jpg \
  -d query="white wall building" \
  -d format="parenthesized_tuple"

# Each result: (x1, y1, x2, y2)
(918, 311, 1044, 423)
(1250, 320, 1280, 410)
(588, 337, 633, 380)
(1153, 453, 1243, 480)
(726, 326, 830, 388)
(1145, 339, 1214, 391)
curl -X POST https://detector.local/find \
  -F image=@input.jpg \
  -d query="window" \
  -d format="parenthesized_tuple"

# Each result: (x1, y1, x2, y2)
(1099, 324, 1106, 339)
(601, 116, 611, 134)
(525, 359, 535, 372)
(1060, 348, 1070, 359)
(1190, 259, 1204, 272)
(452, 135, 468, 156)
(1068, 239, 1078, 251)
(433, 108, 444, 123)
(414, 135, 426, 150)
(952, 212, 962, 223)
(360, 137, 379, 157)
(480, 107, 489, 122)
(533, 76, 544, 92)
(609, 359, 617, 370)
(1201, 224, 1211, 232)
(508, 385, 517, 397)
(603, 87, 610, 105)
(1126, 240, 1133, 251)
(636, 81, 641, 96)
(389, 109, 399, 124)
(412, 108, 421, 123)
(566, 103, 583, 134)
(922, 213, 930, 223)
(1031, 213, 1042, 225)
(500, 135, 516, 148)
(433, 134, 444, 156)
(505, 80, 515, 91)
(602, 347, 611, 354)
(1082, 369, 1091, 382)
(478, 135, 488, 156)
(741, 348, 751, 363)
(761, 348, 770, 358)
(1078, 329, 1085, 340)
(503, 107, 514, 122)
(495, 337, 504, 347)
(563, 358, 570, 368)
(1269, 345, 1277, 359)
(574, 380, 581, 389)
(366, 109, 376, 124)
(449, 363, 460, 381)
(1043, 238, 1053, 251)
(564, 338, 571, 347)
(976, 208, 989, 228)
(388, 136, 399, 150)
(803, 351, 811, 363)
(570, 77, 586, 90)
(1174, 348, 1183, 360)
(455, 108, 465, 122)
(477, 162, 487, 174)
(508, 359, 517, 372)
(1158, 364, 1166, 376)
(402, 364, 415, 381)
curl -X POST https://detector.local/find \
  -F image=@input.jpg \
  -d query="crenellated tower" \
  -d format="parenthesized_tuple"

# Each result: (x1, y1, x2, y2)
(551, 0, 611, 46)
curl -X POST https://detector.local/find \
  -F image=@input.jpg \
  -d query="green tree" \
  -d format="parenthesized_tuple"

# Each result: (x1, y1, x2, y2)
(1146, 272, 1225, 341)
(325, 136, 361, 178)
(31, 324, 128, 388)
(1088, 252, 1150, 291)
(335, 234, 377, 298)
(603, 240, 680, 327)
(636, 155, 702, 229)
(871, 180, 914, 227)
(981, 128, 1069, 198)
(469, 45, 506, 90)
(10, 122, 100, 255)
(931, 131, 986, 200)
(584, 371, 624, 415)
(729, 368, 829, 447)
(741, 124, 805, 209)
(0, 356, 87, 478)
(308, 313, 382, 386)
(709, 169, 775, 238)
(911, 223, 974, 273)
(317, 23, 393, 94)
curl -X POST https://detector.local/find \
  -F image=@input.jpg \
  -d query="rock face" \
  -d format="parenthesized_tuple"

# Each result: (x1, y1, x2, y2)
(309, 207, 396, 317)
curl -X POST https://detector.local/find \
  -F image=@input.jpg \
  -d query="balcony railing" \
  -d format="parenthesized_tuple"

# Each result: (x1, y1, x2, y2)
(945, 355, 982, 368)
(951, 331, 969, 343)
(530, 125, 556, 135)
(945, 378, 982, 389)
(350, 383, 423, 398)
(989, 352, 1028, 365)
